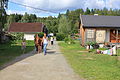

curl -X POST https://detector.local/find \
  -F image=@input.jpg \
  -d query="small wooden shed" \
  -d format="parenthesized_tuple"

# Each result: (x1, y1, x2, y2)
(8, 22, 45, 40)
(79, 15, 120, 45)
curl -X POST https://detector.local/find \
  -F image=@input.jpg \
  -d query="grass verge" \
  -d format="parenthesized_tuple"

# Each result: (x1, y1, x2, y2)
(0, 40, 34, 67)
(59, 41, 120, 80)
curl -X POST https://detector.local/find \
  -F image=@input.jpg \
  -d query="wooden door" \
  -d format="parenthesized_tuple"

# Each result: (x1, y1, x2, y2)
(110, 30, 120, 43)
(96, 30, 106, 43)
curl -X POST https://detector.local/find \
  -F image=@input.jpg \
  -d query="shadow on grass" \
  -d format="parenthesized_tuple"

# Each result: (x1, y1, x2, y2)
(0, 42, 35, 70)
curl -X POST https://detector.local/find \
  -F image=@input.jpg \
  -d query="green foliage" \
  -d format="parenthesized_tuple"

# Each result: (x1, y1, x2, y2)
(11, 33, 24, 40)
(85, 7, 91, 15)
(58, 15, 72, 34)
(45, 18, 58, 34)
(86, 41, 97, 46)
(19, 13, 37, 23)
(74, 34, 79, 37)
(56, 33, 66, 41)
(66, 9, 70, 18)
(4, 14, 16, 31)
(58, 13, 62, 18)
(0, 0, 8, 39)
(34, 32, 44, 38)
(64, 35, 75, 44)
(20, 12, 30, 23)
(38, 32, 44, 38)
(29, 14, 37, 22)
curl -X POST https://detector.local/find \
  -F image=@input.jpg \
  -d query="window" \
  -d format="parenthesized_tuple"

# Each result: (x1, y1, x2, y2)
(86, 29, 95, 38)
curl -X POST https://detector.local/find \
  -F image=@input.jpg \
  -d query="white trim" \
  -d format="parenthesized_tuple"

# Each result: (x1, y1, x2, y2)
(24, 33, 35, 40)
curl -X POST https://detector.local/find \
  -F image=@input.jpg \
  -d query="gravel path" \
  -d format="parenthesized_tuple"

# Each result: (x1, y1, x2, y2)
(0, 41, 83, 80)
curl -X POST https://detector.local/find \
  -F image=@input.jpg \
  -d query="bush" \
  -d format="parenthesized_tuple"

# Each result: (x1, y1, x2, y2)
(64, 35, 75, 44)
(86, 41, 96, 46)
(38, 32, 44, 38)
(10, 33, 24, 40)
(86, 41, 99, 49)
(34, 32, 44, 38)
(56, 33, 66, 41)
(74, 35, 79, 37)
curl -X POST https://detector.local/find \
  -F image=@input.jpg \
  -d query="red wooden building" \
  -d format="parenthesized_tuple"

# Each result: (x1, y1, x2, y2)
(79, 15, 120, 45)
(8, 22, 44, 40)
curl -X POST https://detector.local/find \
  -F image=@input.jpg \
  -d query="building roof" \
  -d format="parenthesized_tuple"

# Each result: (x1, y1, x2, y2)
(81, 15, 120, 28)
(8, 22, 44, 32)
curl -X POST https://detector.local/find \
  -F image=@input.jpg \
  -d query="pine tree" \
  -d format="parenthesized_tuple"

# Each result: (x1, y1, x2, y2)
(21, 12, 30, 23)
(85, 7, 91, 15)
(66, 9, 70, 18)
(91, 9, 95, 15)
(58, 13, 61, 18)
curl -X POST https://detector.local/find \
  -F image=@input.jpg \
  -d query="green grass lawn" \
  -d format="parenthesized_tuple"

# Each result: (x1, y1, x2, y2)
(59, 41, 120, 80)
(0, 40, 34, 67)
(117, 49, 120, 56)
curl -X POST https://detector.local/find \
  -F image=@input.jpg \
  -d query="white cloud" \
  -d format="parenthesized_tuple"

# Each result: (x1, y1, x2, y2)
(10, 0, 120, 10)
(9, 0, 120, 16)
(10, 0, 84, 12)
(84, 0, 105, 9)
(6, 9, 59, 17)
(6, 10, 25, 15)
(23, 0, 78, 12)
(107, 0, 120, 9)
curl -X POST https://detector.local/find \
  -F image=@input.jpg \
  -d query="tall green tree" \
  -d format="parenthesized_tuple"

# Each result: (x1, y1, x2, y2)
(45, 17, 58, 34)
(58, 13, 62, 18)
(58, 15, 71, 34)
(20, 12, 30, 23)
(102, 7, 108, 15)
(15, 14, 23, 22)
(66, 9, 70, 18)
(29, 14, 37, 22)
(4, 14, 16, 31)
(91, 9, 95, 15)
(85, 7, 91, 15)
(0, 0, 9, 43)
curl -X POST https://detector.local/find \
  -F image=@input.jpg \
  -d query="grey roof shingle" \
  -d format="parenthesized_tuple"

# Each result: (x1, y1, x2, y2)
(81, 15, 120, 28)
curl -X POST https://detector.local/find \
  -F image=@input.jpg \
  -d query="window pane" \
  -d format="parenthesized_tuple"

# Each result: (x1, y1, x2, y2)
(87, 29, 94, 38)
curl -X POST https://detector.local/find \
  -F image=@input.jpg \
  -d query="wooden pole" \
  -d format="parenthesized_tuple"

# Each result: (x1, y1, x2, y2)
(116, 29, 118, 43)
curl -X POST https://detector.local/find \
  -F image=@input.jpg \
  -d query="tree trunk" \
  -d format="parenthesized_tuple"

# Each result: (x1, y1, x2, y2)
(0, 22, 2, 43)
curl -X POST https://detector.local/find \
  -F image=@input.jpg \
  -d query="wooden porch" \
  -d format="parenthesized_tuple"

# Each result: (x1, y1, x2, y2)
(110, 29, 120, 43)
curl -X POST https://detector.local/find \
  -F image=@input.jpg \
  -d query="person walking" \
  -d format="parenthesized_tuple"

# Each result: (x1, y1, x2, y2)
(50, 36, 54, 45)
(34, 34, 43, 54)
(34, 34, 39, 53)
(21, 39, 26, 54)
(37, 37, 42, 53)
(42, 33, 48, 55)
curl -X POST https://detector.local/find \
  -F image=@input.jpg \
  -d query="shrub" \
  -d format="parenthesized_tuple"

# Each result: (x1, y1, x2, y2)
(34, 32, 44, 38)
(86, 41, 99, 49)
(86, 41, 96, 46)
(64, 37, 69, 43)
(56, 33, 66, 41)
(74, 35, 79, 37)
(10, 33, 24, 40)
(64, 35, 75, 44)
(38, 32, 44, 38)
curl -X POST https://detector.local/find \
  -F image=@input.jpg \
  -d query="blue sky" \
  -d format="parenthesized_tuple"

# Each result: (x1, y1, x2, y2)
(7, 0, 120, 17)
